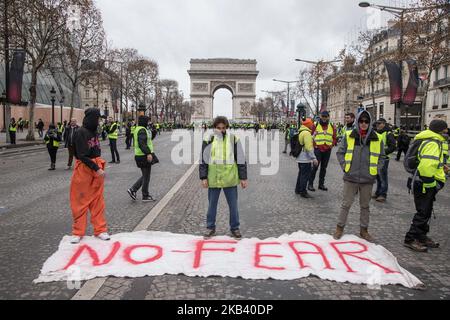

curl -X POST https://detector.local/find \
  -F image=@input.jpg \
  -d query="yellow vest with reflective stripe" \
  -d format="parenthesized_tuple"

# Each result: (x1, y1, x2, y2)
(314, 123, 334, 146)
(108, 123, 118, 140)
(9, 123, 17, 132)
(344, 131, 382, 176)
(133, 126, 153, 156)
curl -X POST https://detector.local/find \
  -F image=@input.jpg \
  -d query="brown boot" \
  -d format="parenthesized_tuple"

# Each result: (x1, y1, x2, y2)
(360, 227, 374, 242)
(333, 225, 344, 240)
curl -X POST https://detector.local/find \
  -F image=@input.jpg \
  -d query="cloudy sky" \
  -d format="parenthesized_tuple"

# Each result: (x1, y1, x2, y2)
(96, 0, 411, 118)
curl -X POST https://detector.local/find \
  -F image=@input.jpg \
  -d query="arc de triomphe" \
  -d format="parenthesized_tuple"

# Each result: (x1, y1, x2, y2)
(188, 58, 259, 122)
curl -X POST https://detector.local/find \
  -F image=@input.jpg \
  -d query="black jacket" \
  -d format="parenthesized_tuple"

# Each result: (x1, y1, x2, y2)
(73, 109, 102, 172)
(64, 125, 79, 147)
(199, 132, 248, 181)
(44, 129, 62, 149)
(134, 116, 153, 168)
(377, 127, 397, 157)
(397, 133, 411, 150)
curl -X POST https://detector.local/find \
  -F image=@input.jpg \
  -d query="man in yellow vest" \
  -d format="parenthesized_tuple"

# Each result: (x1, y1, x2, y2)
(404, 120, 448, 252)
(335, 111, 384, 242)
(308, 111, 337, 192)
(106, 117, 120, 164)
(44, 123, 62, 170)
(127, 116, 156, 202)
(8, 118, 17, 145)
(373, 118, 397, 202)
(200, 116, 248, 239)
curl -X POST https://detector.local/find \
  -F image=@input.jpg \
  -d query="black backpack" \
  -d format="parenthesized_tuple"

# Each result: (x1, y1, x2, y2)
(290, 130, 307, 158)
(404, 139, 442, 174)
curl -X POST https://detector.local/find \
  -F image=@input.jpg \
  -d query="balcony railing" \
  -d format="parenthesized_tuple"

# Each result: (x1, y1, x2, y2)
(434, 77, 450, 88)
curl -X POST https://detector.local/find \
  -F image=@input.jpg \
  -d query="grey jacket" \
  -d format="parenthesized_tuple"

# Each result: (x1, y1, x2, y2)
(336, 111, 385, 185)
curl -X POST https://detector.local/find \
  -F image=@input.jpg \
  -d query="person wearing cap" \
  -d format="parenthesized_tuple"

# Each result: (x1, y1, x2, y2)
(404, 120, 449, 252)
(334, 110, 384, 242)
(70, 108, 110, 244)
(295, 118, 319, 198)
(308, 111, 337, 192)
(373, 118, 397, 202)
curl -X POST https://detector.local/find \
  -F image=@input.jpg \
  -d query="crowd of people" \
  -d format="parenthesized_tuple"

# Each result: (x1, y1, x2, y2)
(5, 110, 449, 253)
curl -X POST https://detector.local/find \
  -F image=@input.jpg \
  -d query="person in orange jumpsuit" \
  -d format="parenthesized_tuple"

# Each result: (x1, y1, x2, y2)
(70, 108, 110, 244)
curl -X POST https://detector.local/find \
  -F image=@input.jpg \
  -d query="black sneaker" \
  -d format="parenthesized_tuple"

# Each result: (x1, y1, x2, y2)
(116, 160, 121, 164)
(404, 240, 428, 252)
(420, 237, 440, 248)
(231, 229, 242, 239)
(318, 185, 328, 191)
(203, 229, 216, 239)
(108, 161, 116, 164)
(127, 189, 137, 201)
(307, 185, 316, 192)
(142, 195, 156, 202)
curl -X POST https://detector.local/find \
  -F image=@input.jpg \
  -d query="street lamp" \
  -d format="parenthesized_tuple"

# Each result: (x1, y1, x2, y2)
(1, 90, 6, 132)
(50, 86, 56, 125)
(295, 58, 341, 117)
(104, 99, 108, 117)
(273, 79, 297, 118)
(131, 105, 135, 121)
(138, 102, 146, 117)
(60, 96, 65, 125)
(357, 1, 448, 128)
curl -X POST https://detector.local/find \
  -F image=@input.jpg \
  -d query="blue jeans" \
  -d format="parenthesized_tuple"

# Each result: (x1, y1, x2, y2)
(296, 162, 312, 194)
(376, 159, 390, 198)
(207, 187, 240, 231)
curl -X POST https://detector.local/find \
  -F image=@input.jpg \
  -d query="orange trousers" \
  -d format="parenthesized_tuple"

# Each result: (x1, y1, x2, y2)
(70, 157, 108, 236)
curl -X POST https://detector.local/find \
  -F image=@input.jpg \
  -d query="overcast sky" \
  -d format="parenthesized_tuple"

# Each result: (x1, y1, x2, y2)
(96, 0, 412, 118)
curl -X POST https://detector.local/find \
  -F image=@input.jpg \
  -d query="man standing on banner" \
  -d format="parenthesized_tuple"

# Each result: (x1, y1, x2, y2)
(373, 118, 397, 202)
(106, 116, 120, 164)
(335, 111, 384, 242)
(308, 111, 337, 192)
(70, 108, 110, 244)
(127, 115, 157, 202)
(404, 120, 449, 252)
(200, 116, 248, 240)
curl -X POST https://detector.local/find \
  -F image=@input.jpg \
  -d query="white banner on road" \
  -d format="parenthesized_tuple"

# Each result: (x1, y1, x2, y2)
(34, 230, 423, 289)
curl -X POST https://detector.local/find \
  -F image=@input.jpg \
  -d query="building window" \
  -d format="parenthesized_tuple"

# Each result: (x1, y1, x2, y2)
(445, 65, 449, 79)
(442, 89, 448, 109)
(379, 103, 384, 118)
(435, 68, 439, 81)
(85, 90, 90, 99)
(433, 91, 439, 109)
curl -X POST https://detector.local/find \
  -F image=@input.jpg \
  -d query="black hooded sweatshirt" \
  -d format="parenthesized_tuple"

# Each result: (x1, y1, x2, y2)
(73, 108, 102, 172)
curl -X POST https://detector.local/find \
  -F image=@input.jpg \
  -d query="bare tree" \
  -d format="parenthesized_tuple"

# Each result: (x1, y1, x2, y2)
(56, 0, 105, 120)
(9, 0, 70, 140)
(402, 0, 450, 127)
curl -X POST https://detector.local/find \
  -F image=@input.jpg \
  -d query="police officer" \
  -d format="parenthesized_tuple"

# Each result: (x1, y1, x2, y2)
(404, 120, 449, 252)
(106, 117, 120, 164)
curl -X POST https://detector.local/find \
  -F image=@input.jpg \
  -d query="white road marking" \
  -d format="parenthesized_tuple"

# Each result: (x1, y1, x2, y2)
(71, 160, 199, 300)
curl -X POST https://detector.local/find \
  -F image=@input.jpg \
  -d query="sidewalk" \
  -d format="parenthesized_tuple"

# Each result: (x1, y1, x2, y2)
(0, 131, 45, 149)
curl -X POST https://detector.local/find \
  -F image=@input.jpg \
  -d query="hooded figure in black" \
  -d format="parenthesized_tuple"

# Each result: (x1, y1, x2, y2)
(69, 108, 110, 244)
(127, 115, 156, 202)
(73, 108, 102, 172)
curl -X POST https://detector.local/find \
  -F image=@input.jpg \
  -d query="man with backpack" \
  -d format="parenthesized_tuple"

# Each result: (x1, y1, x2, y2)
(294, 118, 318, 198)
(404, 120, 449, 252)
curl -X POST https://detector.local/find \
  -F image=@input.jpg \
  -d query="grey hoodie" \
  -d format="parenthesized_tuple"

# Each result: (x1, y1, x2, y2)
(336, 110, 385, 185)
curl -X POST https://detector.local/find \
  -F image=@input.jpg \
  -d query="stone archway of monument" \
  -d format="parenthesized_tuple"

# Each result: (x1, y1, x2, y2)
(188, 58, 259, 123)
